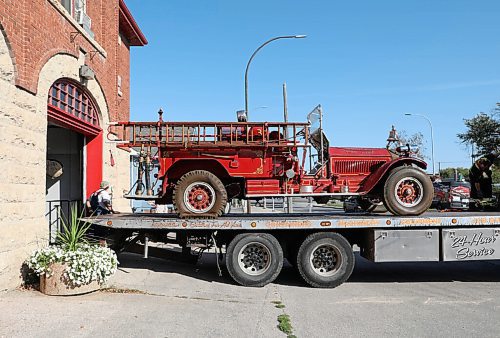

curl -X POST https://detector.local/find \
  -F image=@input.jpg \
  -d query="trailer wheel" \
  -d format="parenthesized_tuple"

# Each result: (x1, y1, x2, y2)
(297, 232, 354, 288)
(226, 233, 283, 287)
(173, 170, 227, 218)
(383, 167, 433, 216)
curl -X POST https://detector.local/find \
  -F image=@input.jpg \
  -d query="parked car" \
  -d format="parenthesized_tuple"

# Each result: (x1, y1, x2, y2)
(432, 180, 470, 210)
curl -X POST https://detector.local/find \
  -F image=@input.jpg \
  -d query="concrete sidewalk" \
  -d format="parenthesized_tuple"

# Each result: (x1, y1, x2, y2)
(0, 253, 283, 338)
(2, 252, 500, 337)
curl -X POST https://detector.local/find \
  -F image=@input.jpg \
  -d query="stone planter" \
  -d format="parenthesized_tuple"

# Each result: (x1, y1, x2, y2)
(40, 262, 100, 296)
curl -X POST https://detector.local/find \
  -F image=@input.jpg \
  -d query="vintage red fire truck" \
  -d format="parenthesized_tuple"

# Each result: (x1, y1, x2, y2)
(112, 106, 433, 218)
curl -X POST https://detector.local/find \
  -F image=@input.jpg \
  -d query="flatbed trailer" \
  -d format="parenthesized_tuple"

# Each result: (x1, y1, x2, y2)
(84, 211, 500, 288)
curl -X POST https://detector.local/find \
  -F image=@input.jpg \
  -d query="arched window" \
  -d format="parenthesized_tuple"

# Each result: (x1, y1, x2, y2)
(47, 79, 101, 135)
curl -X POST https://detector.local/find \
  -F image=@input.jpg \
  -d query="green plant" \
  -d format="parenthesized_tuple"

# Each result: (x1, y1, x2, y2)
(56, 203, 92, 251)
(27, 244, 118, 286)
(26, 203, 118, 287)
(277, 314, 293, 335)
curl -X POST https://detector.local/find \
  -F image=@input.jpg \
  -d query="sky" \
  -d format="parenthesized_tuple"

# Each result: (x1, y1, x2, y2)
(126, 0, 500, 171)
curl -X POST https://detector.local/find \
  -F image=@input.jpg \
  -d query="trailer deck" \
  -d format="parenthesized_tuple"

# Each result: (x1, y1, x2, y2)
(82, 210, 500, 288)
(84, 211, 500, 230)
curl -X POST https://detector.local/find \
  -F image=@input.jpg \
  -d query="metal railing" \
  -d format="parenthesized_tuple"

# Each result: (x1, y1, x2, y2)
(46, 199, 83, 244)
(111, 121, 310, 149)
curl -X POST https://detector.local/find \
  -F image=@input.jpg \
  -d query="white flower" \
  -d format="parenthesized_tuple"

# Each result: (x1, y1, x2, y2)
(27, 244, 118, 287)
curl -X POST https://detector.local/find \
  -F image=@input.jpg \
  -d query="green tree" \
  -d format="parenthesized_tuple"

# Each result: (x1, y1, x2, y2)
(439, 167, 469, 180)
(457, 112, 499, 156)
(457, 110, 500, 184)
(494, 169, 500, 185)
(439, 167, 499, 184)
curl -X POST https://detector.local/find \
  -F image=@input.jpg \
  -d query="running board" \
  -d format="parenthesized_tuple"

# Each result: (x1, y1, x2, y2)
(124, 194, 159, 200)
(245, 192, 360, 198)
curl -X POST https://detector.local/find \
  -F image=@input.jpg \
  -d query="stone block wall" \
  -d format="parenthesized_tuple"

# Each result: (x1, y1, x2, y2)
(0, 0, 145, 290)
(0, 31, 47, 289)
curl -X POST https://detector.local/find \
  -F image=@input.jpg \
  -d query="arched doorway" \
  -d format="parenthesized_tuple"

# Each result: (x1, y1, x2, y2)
(45, 78, 103, 239)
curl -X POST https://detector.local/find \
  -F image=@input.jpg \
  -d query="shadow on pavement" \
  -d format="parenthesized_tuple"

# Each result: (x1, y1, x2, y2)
(117, 250, 500, 288)
(117, 251, 235, 285)
(348, 254, 500, 283)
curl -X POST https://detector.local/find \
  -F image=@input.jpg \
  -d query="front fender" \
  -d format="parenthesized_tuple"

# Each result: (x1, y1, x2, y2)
(359, 157, 427, 195)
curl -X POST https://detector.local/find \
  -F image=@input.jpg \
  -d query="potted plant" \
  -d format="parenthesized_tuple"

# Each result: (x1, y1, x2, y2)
(27, 204, 118, 295)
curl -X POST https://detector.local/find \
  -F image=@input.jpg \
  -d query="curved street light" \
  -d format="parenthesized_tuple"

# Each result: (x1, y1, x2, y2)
(244, 35, 306, 119)
(405, 113, 436, 175)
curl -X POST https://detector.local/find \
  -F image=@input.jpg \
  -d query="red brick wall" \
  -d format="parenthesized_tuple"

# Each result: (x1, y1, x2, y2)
(0, 0, 131, 122)
(117, 34, 130, 122)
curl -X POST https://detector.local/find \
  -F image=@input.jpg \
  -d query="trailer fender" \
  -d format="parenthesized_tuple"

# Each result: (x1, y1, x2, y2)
(359, 158, 427, 194)
(166, 159, 232, 181)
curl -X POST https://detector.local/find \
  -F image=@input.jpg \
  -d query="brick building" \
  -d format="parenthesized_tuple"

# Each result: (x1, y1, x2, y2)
(0, 0, 146, 289)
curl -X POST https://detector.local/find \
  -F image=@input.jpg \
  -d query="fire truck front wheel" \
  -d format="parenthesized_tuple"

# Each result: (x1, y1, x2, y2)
(296, 232, 355, 288)
(383, 167, 433, 216)
(226, 233, 284, 287)
(173, 170, 228, 218)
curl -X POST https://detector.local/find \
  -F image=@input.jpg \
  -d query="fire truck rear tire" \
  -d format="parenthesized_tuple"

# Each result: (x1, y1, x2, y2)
(383, 167, 433, 216)
(226, 233, 284, 287)
(173, 170, 227, 218)
(296, 232, 354, 288)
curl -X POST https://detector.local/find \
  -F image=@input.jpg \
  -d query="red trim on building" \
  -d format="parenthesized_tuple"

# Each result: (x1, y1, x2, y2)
(48, 78, 101, 133)
(47, 78, 104, 198)
(47, 104, 101, 136)
(119, 0, 148, 46)
(85, 133, 103, 198)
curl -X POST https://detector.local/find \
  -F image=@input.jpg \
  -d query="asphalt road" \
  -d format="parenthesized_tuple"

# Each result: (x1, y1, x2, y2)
(2, 251, 500, 338)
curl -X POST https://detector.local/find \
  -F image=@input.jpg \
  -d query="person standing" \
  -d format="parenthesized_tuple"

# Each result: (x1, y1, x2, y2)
(469, 157, 493, 200)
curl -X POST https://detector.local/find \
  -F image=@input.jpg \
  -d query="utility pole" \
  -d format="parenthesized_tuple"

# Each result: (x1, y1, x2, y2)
(283, 82, 288, 138)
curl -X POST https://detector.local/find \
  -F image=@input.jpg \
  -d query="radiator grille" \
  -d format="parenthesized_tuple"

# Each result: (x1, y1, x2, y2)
(333, 160, 386, 174)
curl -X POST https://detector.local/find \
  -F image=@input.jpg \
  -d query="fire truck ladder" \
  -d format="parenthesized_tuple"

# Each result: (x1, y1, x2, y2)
(108, 121, 310, 150)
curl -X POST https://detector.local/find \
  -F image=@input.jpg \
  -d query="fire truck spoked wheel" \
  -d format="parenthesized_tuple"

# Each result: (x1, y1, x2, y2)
(173, 170, 227, 218)
(226, 233, 284, 287)
(383, 167, 433, 216)
(296, 232, 354, 288)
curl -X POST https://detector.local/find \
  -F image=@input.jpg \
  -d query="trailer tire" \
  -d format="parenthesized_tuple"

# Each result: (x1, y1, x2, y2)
(297, 232, 354, 288)
(226, 233, 283, 287)
(383, 167, 433, 216)
(173, 170, 227, 218)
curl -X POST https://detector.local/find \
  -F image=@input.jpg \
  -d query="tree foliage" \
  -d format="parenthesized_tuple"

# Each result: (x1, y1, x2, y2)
(397, 130, 427, 160)
(439, 167, 469, 180)
(457, 112, 500, 155)
(440, 166, 499, 184)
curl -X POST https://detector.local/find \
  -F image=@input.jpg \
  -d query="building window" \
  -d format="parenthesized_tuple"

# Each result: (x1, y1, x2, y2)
(58, 0, 94, 38)
(48, 79, 100, 127)
(74, 0, 87, 20)
(60, 0, 72, 14)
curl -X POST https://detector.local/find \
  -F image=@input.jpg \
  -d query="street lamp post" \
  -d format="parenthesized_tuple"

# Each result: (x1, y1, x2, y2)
(405, 113, 436, 175)
(244, 35, 306, 119)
